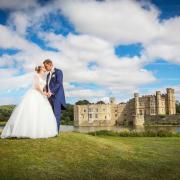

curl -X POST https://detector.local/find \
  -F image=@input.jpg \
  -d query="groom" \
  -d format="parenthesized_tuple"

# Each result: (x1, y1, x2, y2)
(43, 59, 67, 133)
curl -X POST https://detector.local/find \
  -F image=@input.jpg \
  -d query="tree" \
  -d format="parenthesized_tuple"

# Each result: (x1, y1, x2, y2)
(75, 100, 90, 105)
(96, 101, 105, 104)
(0, 105, 15, 121)
(176, 101, 180, 114)
(61, 103, 74, 125)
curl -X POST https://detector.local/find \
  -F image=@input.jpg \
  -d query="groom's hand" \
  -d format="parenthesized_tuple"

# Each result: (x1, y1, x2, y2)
(47, 91, 53, 97)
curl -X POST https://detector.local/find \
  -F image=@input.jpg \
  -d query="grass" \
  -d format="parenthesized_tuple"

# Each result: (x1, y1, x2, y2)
(0, 132, 180, 180)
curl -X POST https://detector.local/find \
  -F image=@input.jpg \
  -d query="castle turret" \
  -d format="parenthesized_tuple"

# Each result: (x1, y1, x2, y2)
(156, 91, 161, 115)
(110, 97, 116, 125)
(134, 93, 139, 115)
(74, 105, 80, 126)
(166, 88, 176, 114)
(110, 97, 115, 104)
(133, 93, 144, 126)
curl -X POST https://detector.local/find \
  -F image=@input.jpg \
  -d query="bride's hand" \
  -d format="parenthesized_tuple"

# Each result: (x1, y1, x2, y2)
(43, 92, 48, 96)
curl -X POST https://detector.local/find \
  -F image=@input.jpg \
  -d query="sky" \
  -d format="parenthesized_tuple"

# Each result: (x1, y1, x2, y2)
(0, 0, 180, 105)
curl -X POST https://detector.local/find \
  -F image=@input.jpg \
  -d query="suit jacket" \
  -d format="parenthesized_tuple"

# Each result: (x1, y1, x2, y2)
(46, 68, 67, 110)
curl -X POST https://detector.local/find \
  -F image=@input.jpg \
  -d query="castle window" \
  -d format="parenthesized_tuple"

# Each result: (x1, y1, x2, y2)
(151, 109, 155, 114)
(95, 114, 98, 118)
(88, 114, 92, 118)
(139, 110, 143, 115)
(105, 116, 106, 119)
(96, 108, 98, 112)
(89, 108, 92, 112)
(84, 109, 86, 112)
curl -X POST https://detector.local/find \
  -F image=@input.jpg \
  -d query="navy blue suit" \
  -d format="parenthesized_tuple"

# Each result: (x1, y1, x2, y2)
(46, 68, 66, 132)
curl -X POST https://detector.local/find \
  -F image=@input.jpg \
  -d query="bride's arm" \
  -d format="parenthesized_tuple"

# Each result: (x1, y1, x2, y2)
(35, 84, 44, 95)
(34, 75, 47, 95)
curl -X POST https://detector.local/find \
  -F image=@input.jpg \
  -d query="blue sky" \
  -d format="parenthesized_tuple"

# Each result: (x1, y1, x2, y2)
(0, 0, 180, 105)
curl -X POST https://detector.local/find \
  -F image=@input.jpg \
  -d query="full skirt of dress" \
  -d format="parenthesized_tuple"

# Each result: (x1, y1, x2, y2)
(1, 89, 58, 139)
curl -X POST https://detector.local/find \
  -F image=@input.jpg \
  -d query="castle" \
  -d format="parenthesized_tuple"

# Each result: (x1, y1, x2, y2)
(74, 88, 176, 127)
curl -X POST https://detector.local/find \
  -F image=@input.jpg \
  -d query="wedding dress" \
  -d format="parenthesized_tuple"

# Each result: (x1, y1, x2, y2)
(1, 73, 58, 139)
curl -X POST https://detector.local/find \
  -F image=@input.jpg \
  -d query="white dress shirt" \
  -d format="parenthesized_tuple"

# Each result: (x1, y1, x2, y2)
(48, 67, 55, 92)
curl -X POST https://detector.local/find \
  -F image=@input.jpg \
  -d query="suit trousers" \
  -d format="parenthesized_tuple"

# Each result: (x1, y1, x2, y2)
(48, 96, 61, 132)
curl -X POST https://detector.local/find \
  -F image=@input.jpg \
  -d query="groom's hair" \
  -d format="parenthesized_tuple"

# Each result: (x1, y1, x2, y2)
(43, 59, 53, 65)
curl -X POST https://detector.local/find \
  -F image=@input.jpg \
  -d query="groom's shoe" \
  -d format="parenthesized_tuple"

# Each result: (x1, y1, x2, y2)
(57, 125, 60, 133)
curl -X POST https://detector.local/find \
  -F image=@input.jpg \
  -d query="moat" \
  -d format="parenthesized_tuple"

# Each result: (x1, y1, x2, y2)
(1, 125, 180, 133)
(54, 125, 180, 133)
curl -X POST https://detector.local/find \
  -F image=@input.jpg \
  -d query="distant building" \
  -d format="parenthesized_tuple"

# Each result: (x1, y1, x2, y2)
(74, 88, 176, 127)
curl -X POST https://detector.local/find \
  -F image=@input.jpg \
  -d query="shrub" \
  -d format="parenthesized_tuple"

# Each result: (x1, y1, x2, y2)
(88, 130, 180, 137)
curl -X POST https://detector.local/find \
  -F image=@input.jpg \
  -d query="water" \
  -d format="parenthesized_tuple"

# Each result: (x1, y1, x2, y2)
(71, 125, 180, 133)
(60, 125, 180, 133)
(1, 125, 180, 133)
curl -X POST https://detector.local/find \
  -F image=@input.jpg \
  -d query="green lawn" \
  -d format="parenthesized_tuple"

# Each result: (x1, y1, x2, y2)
(0, 132, 180, 180)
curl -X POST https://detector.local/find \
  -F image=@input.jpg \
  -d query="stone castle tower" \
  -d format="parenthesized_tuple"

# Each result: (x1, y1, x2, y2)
(155, 88, 176, 115)
(156, 91, 162, 115)
(133, 93, 144, 126)
(166, 88, 176, 114)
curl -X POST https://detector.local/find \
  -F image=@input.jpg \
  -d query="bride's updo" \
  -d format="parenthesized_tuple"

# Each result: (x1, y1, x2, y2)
(35, 66, 42, 73)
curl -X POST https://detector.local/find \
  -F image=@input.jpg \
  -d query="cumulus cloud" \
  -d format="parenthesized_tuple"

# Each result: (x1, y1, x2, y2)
(57, 0, 160, 45)
(0, 73, 33, 91)
(0, 0, 38, 10)
(0, 68, 18, 78)
(8, 12, 30, 35)
(144, 17, 180, 64)
(39, 32, 156, 88)
(0, 24, 39, 50)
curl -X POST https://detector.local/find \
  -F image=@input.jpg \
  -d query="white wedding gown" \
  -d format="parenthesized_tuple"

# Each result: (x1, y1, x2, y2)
(1, 73, 58, 139)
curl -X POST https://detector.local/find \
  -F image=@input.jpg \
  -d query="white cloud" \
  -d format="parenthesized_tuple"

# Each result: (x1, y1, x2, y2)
(8, 12, 30, 35)
(0, 68, 18, 78)
(0, 0, 38, 10)
(0, 73, 33, 91)
(0, 24, 40, 51)
(66, 88, 106, 98)
(57, 0, 160, 45)
(40, 32, 156, 89)
(144, 17, 180, 64)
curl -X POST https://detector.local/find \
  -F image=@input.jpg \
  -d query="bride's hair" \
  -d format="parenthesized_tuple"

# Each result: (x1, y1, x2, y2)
(35, 66, 42, 73)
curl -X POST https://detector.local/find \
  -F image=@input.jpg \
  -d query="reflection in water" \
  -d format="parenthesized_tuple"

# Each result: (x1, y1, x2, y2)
(60, 125, 180, 133)
(176, 127, 180, 133)
(1, 125, 180, 133)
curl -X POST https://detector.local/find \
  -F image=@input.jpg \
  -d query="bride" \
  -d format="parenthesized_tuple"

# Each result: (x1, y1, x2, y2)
(1, 66, 58, 139)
